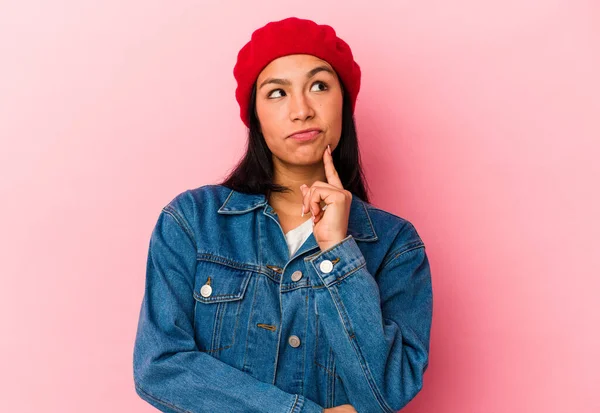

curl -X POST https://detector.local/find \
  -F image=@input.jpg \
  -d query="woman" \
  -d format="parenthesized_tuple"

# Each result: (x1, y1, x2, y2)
(133, 17, 433, 413)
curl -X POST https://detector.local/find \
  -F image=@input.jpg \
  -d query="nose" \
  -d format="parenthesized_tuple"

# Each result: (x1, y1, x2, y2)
(288, 92, 315, 122)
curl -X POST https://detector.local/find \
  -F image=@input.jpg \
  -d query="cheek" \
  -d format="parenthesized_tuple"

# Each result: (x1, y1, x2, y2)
(256, 104, 277, 137)
(323, 96, 343, 133)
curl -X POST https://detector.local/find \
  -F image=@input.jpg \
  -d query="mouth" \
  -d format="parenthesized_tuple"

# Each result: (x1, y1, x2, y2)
(287, 128, 323, 141)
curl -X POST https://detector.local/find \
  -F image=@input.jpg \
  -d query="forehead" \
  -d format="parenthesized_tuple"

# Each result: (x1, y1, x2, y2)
(256, 54, 335, 80)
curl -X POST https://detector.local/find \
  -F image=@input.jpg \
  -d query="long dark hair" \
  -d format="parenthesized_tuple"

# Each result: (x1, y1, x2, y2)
(219, 79, 371, 203)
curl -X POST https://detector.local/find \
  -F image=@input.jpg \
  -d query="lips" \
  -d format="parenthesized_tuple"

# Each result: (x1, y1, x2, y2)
(288, 128, 322, 141)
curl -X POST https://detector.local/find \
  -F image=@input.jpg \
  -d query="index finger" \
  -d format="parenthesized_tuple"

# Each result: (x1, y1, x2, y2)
(323, 144, 343, 189)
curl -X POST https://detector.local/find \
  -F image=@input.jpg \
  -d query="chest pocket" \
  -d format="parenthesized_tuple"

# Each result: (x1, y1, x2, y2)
(192, 258, 253, 354)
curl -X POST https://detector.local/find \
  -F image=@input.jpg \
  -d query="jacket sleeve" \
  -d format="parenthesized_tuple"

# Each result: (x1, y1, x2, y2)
(133, 206, 324, 413)
(305, 225, 433, 413)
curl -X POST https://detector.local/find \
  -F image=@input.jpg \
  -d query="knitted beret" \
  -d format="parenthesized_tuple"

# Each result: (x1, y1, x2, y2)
(233, 17, 361, 128)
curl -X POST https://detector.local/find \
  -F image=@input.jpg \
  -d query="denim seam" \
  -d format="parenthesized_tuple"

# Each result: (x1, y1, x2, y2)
(314, 310, 340, 379)
(192, 268, 252, 303)
(271, 275, 283, 385)
(305, 235, 354, 262)
(314, 360, 341, 379)
(323, 261, 366, 288)
(134, 380, 192, 413)
(327, 346, 335, 407)
(360, 201, 379, 241)
(196, 254, 261, 273)
(328, 287, 394, 413)
(231, 294, 242, 349)
(381, 242, 425, 269)
(211, 301, 224, 350)
(198, 344, 232, 352)
(301, 288, 309, 395)
(162, 205, 197, 248)
(242, 276, 259, 372)
(329, 358, 336, 407)
(289, 394, 301, 413)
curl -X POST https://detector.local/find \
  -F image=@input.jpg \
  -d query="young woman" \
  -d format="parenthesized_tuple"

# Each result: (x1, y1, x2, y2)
(133, 17, 433, 413)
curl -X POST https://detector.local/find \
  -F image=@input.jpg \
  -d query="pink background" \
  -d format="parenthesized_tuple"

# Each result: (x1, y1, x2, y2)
(1, 1, 598, 412)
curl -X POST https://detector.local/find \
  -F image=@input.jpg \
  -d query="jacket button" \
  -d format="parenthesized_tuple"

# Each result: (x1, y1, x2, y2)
(291, 270, 303, 282)
(319, 260, 333, 273)
(200, 284, 212, 297)
(288, 335, 301, 348)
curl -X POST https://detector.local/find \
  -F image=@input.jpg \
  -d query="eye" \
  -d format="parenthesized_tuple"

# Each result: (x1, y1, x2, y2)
(267, 89, 286, 99)
(310, 81, 328, 92)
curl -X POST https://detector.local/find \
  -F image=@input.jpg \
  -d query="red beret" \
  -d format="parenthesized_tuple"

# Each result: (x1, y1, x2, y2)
(233, 17, 361, 128)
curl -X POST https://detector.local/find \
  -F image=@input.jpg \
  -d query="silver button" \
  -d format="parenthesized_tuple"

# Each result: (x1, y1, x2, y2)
(319, 259, 333, 273)
(200, 284, 212, 297)
(291, 270, 303, 282)
(288, 335, 301, 348)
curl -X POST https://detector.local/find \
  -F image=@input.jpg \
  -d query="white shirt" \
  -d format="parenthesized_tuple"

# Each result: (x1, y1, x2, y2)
(284, 205, 327, 257)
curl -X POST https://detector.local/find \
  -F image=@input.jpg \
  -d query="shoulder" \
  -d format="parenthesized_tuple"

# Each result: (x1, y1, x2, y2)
(359, 197, 425, 251)
(161, 184, 231, 222)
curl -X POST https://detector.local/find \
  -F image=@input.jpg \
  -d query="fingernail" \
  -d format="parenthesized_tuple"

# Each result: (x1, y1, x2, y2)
(301, 204, 304, 217)
(327, 144, 331, 155)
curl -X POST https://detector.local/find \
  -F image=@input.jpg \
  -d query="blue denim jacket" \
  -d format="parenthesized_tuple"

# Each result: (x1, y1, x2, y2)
(133, 184, 433, 413)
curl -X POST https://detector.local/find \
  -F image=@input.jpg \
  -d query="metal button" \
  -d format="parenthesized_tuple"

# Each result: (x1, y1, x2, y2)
(319, 259, 333, 273)
(200, 284, 212, 297)
(288, 335, 301, 348)
(291, 270, 303, 282)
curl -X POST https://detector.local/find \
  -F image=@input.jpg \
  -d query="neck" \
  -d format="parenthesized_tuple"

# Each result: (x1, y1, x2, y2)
(268, 160, 327, 214)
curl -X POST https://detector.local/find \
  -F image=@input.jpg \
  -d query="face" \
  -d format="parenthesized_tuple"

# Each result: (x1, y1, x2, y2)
(255, 54, 343, 166)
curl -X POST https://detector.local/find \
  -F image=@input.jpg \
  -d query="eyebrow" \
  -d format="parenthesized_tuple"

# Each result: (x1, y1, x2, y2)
(258, 66, 335, 90)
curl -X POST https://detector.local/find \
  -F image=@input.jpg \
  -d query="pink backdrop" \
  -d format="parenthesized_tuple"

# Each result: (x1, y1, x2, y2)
(1, 1, 598, 412)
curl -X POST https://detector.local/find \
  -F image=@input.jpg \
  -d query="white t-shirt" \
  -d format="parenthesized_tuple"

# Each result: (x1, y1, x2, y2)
(284, 205, 327, 257)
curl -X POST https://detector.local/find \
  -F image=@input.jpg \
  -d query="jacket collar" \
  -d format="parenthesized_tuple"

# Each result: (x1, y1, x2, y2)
(218, 188, 378, 242)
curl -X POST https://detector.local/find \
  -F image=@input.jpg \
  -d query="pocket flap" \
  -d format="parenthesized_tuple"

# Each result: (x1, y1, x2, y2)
(193, 259, 253, 304)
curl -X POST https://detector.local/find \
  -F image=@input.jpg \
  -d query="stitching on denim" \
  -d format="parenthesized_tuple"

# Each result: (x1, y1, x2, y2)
(207, 297, 240, 353)
(301, 287, 309, 395)
(192, 269, 252, 303)
(314, 360, 341, 379)
(332, 361, 337, 405)
(162, 205, 197, 248)
(210, 301, 224, 350)
(314, 313, 341, 380)
(381, 242, 425, 269)
(196, 255, 277, 282)
(289, 394, 300, 413)
(328, 349, 336, 407)
(257, 216, 263, 272)
(135, 381, 192, 413)
(326, 346, 334, 407)
(199, 344, 232, 352)
(193, 289, 248, 302)
(329, 261, 366, 286)
(351, 337, 395, 413)
(329, 287, 394, 413)
(217, 189, 235, 212)
(196, 254, 261, 273)
(242, 276, 259, 372)
(271, 278, 283, 386)
(280, 280, 311, 292)
(230, 295, 242, 348)
(360, 201, 379, 241)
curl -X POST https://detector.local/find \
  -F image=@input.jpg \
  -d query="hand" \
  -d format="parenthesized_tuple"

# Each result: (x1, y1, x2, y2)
(323, 404, 358, 413)
(300, 144, 352, 251)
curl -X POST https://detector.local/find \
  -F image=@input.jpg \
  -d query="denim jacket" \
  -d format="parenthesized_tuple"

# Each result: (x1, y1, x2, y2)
(133, 184, 433, 413)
